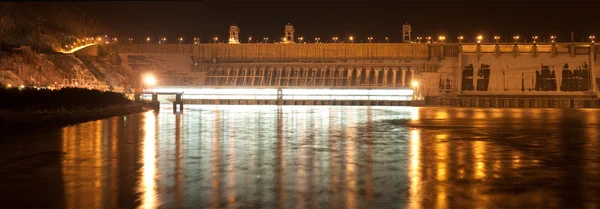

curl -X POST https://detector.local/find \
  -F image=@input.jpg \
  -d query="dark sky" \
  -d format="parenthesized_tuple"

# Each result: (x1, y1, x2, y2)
(72, 0, 600, 44)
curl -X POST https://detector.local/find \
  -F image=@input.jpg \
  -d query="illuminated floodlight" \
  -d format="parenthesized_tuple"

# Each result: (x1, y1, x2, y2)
(411, 81, 419, 88)
(144, 75, 157, 86)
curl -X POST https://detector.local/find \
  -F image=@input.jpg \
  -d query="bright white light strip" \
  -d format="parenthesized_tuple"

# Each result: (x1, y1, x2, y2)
(147, 87, 413, 101)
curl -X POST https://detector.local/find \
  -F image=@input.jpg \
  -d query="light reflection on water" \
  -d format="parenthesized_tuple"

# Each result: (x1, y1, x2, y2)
(39, 106, 600, 208)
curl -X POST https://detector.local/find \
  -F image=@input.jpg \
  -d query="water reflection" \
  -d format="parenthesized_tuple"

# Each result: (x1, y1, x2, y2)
(5, 106, 598, 208)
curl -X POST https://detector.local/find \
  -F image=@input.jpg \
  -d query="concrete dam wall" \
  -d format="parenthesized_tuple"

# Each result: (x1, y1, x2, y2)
(110, 43, 599, 99)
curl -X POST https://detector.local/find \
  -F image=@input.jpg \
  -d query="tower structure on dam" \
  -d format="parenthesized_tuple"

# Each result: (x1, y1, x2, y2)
(402, 23, 412, 43)
(228, 24, 240, 44)
(284, 23, 295, 44)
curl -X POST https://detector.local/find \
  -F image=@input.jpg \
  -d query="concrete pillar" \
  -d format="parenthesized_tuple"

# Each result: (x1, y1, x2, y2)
(570, 44, 576, 57)
(366, 68, 372, 86)
(513, 44, 519, 57)
(356, 68, 363, 86)
(392, 69, 398, 87)
(402, 68, 407, 87)
(383, 67, 389, 86)
(495, 44, 500, 57)
(457, 52, 463, 94)
(476, 43, 482, 59)
(590, 43, 597, 95)
(347, 67, 354, 87)
(532, 43, 537, 58)
(374, 68, 380, 86)
(551, 43, 557, 57)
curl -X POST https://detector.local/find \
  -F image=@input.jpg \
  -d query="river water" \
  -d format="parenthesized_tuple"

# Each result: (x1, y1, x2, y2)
(1, 105, 599, 208)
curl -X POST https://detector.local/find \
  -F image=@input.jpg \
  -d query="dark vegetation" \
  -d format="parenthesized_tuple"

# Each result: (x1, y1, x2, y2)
(0, 87, 131, 111)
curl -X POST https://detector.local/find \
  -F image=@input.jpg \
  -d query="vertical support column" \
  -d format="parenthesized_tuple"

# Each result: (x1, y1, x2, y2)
(457, 51, 463, 94)
(401, 67, 407, 87)
(532, 43, 537, 58)
(383, 67, 389, 86)
(366, 68, 372, 86)
(392, 68, 398, 87)
(513, 44, 519, 57)
(277, 88, 283, 105)
(551, 43, 557, 57)
(591, 43, 597, 95)
(347, 67, 354, 87)
(374, 68, 380, 87)
(356, 67, 363, 87)
(410, 68, 415, 85)
(570, 44, 576, 57)
(495, 44, 500, 57)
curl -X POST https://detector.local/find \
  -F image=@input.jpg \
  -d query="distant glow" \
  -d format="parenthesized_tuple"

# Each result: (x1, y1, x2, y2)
(411, 81, 419, 88)
(7, 84, 12, 88)
(144, 75, 157, 86)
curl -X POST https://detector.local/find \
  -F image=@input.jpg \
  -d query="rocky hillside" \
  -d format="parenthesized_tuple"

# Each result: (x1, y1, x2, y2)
(0, 2, 131, 91)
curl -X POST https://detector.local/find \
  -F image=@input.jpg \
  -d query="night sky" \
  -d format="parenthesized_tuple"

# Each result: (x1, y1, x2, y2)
(72, 1, 600, 44)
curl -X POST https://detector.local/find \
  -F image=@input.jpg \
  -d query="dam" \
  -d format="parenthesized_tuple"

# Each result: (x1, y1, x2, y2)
(91, 24, 600, 107)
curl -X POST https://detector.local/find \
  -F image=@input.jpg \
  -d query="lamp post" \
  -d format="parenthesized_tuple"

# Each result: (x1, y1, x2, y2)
(146, 37, 150, 44)
(532, 36, 538, 43)
(426, 36, 431, 43)
(416, 37, 422, 43)
(213, 37, 218, 44)
(458, 36, 464, 43)
(550, 35, 556, 43)
(315, 37, 320, 43)
(298, 37, 304, 43)
(368, 37, 373, 43)
(513, 35, 520, 43)
(129, 38, 133, 44)
(178, 37, 183, 44)
(349, 36, 354, 43)
(333, 37, 338, 43)
(263, 37, 268, 43)
(248, 37, 252, 43)
(590, 35, 595, 43)
(476, 35, 483, 44)
(385, 37, 389, 43)
(438, 36, 446, 43)
(494, 36, 500, 43)
(162, 37, 167, 44)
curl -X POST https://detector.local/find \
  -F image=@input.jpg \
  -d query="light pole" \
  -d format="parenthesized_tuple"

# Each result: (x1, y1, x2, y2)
(476, 35, 483, 44)
(426, 36, 431, 43)
(263, 37, 268, 43)
(248, 37, 252, 43)
(416, 37, 422, 43)
(590, 35, 595, 43)
(349, 36, 354, 43)
(162, 37, 166, 44)
(298, 37, 304, 43)
(385, 37, 389, 43)
(532, 36, 538, 43)
(458, 36, 464, 43)
(438, 36, 446, 43)
(333, 37, 338, 43)
(513, 35, 520, 43)
(368, 37, 373, 43)
(129, 38, 133, 44)
(146, 37, 150, 44)
(213, 37, 218, 44)
(178, 37, 183, 44)
(550, 35, 556, 43)
(494, 36, 500, 43)
(315, 37, 320, 43)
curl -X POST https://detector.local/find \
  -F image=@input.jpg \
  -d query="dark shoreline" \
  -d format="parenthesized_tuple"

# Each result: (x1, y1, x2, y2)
(0, 103, 151, 131)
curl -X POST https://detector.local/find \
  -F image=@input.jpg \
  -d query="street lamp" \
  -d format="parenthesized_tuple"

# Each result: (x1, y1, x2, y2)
(129, 38, 133, 44)
(248, 37, 252, 43)
(513, 35, 520, 43)
(438, 36, 446, 43)
(298, 37, 304, 43)
(315, 37, 320, 43)
(458, 36, 464, 43)
(385, 37, 389, 43)
(550, 35, 556, 43)
(146, 37, 150, 44)
(368, 37, 373, 43)
(333, 37, 338, 43)
(476, 35, 483, 44)
(162, 37, 167, 44)
(532, 36, 538, 43)
(263, 37, 268, 43)
(417, 37, 422, 43)
(178, 37, 183, 44)
(426, 36, 431, 43)
(494, 36, 500, 43)
(590, 35, 595, 43)
(213, 37, 218, 43)
(349, 36, 354, 43)
(144, 74, 157, 86)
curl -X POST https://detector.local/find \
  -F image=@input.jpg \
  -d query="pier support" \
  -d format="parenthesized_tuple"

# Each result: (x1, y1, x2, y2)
(173, 93, 183, 113)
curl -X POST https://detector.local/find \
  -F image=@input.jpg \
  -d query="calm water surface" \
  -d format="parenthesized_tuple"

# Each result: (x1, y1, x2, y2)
(1, 106, 600, 208)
